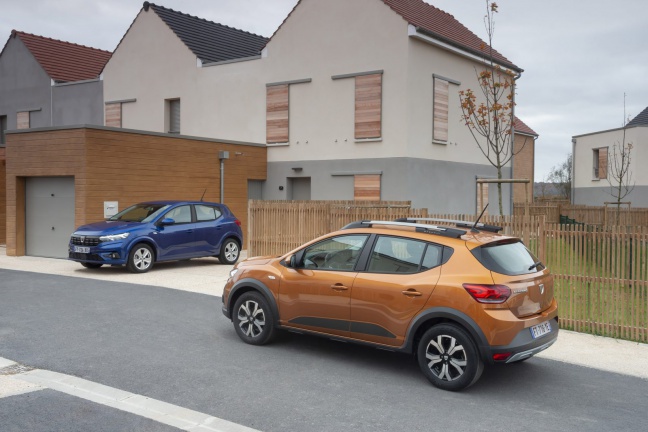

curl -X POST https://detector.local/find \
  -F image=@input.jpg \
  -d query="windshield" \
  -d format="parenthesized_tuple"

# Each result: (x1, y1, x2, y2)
(109, 204, 170, 223)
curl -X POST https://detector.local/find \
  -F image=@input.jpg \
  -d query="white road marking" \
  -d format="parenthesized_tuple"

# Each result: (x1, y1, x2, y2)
(0, 357, 260, 432)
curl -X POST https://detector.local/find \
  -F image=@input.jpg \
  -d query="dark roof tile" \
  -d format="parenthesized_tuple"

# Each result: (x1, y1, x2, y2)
(12, 31, 111, 82)
(146, 2, 268, 64)
(627, 106, 648, 127)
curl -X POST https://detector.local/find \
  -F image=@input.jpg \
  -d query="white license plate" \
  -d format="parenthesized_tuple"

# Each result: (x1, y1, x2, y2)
(74, 246, 90, 253)
(530, 321, 552, 339)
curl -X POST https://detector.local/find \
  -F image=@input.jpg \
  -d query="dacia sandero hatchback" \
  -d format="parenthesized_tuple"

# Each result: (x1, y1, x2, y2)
(222, 219, 558, 391)
(69, 201, 243, 273)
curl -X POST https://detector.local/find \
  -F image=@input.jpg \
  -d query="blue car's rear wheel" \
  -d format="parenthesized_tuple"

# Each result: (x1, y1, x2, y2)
(219, 238, 240, 265)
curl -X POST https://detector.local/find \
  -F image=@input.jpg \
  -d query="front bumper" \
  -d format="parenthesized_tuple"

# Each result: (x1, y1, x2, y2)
(68, 243, 128, 265)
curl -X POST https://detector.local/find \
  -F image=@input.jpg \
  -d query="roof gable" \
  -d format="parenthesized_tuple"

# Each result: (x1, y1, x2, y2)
(145, 2, 268, 64)
(514, 117, 538, 136)
(627, 106, 648, 127)
(381, 0, 519, 71)
(10, 31, 111, 83)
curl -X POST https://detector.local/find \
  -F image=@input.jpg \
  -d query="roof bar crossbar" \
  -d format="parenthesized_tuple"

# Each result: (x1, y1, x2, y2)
(394, 217, 502, 233)
(342, 220, 466, 239)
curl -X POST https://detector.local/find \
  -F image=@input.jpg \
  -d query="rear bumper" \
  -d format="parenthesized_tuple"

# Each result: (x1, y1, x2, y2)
(485, 317, 559, 363)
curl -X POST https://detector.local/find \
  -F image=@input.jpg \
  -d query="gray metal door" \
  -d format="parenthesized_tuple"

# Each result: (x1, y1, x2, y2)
(25, 177, 75, 258)
(289, 177, 311, 200)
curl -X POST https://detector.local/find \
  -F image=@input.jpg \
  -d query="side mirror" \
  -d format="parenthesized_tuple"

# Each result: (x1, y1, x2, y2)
(289, 255, 297, 268)
(160, 217, 175, 226)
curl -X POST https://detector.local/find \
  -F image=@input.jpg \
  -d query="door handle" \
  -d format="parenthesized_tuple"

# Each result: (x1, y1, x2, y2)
(401, 289, 422, 297)
(331, 284, 349, 291)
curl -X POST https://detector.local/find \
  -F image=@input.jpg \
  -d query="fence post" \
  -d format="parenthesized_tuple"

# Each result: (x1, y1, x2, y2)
(538, 215, 546, 262)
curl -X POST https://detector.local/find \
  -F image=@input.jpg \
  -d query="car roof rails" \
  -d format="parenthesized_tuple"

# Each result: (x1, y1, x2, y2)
(393, 217, 503, 234)
(341, 220, 466, 239)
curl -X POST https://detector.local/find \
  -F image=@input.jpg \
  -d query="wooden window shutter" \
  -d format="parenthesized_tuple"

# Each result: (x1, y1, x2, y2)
(105, 103, 122, 127)
(169, 99, 180, 133)
(598, 147, 608, 179)
(354, 174, 381, 201)
(434, 78, 449, 142)
(355, 74, 382, 139)
(266, 84, 289, 143)
(17, 111, 30, 130)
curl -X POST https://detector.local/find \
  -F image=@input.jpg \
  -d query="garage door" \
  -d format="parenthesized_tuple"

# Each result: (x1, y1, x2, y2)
(25, 177, 75, 258)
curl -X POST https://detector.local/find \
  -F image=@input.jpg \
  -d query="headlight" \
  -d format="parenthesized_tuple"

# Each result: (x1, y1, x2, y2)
(99, 233, 130, 242)
(229, 268, 239, 278)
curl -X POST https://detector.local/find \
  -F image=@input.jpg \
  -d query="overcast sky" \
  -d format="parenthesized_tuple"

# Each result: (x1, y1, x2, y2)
(2, 0, 647, 180)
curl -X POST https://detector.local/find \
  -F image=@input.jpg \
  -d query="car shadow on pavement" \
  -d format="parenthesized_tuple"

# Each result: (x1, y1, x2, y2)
(71, 257, 226, 274)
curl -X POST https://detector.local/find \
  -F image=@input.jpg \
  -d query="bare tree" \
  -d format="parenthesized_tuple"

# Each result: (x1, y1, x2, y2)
(607, 123, 635, 224)
(547, 153, 572, 200)
(459, 1, 525, 215)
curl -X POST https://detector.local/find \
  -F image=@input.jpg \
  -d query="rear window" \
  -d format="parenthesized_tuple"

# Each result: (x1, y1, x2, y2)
(472, 240, 542, 276)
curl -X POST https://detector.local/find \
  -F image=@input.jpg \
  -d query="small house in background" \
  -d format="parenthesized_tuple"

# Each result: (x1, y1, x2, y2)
(513, 117, 539, 204)
(0, 31, 111, 245)
(572, 106, 648, 207)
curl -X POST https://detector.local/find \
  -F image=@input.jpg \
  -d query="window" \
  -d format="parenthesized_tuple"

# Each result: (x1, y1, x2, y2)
(164, 205, 191, 224)
(266, 84, 289, 143)
(105, 103, 122, 127)
(472, 240, 541, 276)
(302, 235, 368, 271)
(368, 237, 433, 274)
(593, 147, 608, 179)
(433, 77, 449, 142)
(17, 111, 30, 129)
(195, 205, 222, 222)
(0, 115, 6, 144)
(355, 73, 382, 140)
(354, 174, 381, 201)
(167, 99, 180, 134)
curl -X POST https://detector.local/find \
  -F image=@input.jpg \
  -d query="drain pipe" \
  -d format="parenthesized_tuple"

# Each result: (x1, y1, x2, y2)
(218, 151, 229, 203)
(509, 70, 523, 215)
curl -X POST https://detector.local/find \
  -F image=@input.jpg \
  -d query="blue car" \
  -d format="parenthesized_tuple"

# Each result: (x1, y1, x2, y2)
(69, 200, 243, 273)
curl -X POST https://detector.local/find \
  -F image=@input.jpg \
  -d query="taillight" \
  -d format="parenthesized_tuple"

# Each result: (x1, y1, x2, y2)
(235, 219, 241, 227)
(463, 284, 511, 304)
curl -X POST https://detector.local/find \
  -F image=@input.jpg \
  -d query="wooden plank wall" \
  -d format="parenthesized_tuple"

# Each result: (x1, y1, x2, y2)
(0, 157, 6, 244)
(266, 84, 289, 143)
(355, 74, 382, 139)
(4, 127, 267, 255)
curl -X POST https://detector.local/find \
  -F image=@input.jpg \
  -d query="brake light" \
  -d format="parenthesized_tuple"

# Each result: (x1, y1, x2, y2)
(235, 219, 241, 227)
(463, 284, 511, 304)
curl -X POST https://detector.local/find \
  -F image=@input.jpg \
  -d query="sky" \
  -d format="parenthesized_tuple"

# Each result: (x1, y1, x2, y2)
(2, 0, 647, 180)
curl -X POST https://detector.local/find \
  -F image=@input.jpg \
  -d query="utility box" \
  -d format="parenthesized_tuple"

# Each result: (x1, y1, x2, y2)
(104, 201, 118, 219)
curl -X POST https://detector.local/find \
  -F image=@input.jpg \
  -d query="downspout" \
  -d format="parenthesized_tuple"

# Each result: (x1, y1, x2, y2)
(509, 71, 522, 215)
(571, 138, 576, 204)
(50, 79, 54, 126)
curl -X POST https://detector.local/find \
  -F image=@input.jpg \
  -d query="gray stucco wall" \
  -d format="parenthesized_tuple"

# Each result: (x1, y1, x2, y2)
(0, 36, 52, 129)
(264, 158, 512, 214)
(573, 186, 648, 208)
(0, 35, 105, 129)
(52, 81, 104, 126)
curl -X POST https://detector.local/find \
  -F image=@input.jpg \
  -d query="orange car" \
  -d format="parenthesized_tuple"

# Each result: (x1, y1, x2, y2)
(222, 219, 558, 391)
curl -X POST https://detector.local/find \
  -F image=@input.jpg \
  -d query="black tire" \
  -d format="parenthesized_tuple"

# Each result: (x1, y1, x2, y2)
(126, 243, 154, 273)
(219, 238, 240, 265)
(81, 262, 103, 269)
(417, 324, 484, 391)
(232, 292, 276, 345)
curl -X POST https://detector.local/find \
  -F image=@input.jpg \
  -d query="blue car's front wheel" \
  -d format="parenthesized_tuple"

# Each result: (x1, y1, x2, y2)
(127, 243, 154, 273)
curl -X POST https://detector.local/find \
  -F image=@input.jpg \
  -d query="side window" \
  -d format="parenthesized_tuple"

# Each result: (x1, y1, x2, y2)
(195, 205, 222, 222)
(165, 205, 192, 224)
(302, 235, 368, 271)
(421, 244, 444, 270)
(368, 236, 428, 274)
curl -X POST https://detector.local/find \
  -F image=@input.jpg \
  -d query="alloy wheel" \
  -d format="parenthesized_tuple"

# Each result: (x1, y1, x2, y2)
(425, 334, 467, 381)
(133, 247, 152, 270)
(237, 300, 266, 338)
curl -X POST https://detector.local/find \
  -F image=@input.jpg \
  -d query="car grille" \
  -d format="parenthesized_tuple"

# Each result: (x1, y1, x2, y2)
(69, 252, 104, 261)
(71, 236, 100, 246)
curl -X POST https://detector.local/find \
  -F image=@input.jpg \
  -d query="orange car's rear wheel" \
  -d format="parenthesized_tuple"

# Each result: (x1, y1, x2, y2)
(417, 324, 483, 391)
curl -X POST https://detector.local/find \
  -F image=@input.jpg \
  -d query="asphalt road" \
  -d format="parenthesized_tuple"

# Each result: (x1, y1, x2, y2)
(1, 269, 647, 432)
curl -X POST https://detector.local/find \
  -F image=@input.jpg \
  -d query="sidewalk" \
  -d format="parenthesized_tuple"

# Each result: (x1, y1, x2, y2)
(1, 245, 647, 380)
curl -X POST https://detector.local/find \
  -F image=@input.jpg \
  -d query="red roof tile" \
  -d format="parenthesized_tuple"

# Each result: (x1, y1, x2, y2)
(514, 117, 538, 136)
(381, 0, 519, 71)
(12, 30, 112, 83)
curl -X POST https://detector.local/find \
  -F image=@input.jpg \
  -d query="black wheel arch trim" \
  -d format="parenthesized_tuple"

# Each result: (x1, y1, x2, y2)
(401, 307, 489, 358)
(226, 278, 279, 324)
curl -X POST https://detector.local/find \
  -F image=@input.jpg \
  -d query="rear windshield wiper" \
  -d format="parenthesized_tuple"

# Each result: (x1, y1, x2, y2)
(528, 261, 543, 271)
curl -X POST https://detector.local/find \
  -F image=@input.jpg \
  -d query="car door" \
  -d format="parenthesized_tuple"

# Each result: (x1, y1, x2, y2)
(153, 204, 195, 260)
(279, 234, 369, 338)
(349, 236, 442, 347)
(192, 204, 223, 255)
